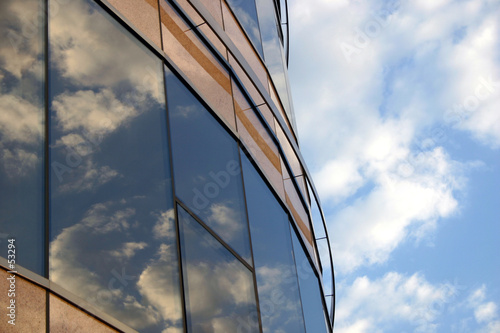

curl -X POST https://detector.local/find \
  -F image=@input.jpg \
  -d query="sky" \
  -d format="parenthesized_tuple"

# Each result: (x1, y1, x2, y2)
(287, 0, 500, 332)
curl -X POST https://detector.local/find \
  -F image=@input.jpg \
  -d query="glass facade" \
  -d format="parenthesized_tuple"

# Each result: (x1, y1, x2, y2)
(0, 0, 335, 332)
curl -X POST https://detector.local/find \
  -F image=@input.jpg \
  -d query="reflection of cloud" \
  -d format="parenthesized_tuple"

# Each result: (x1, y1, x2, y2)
(206, 203, 242, 242)
(58, 159, 119, 193)
(185, 260, 255, 331)
(256, 264, 303, 331)
(0, 94, 41, 144)
(109, 242, 147, 260)
(52, 89, 138, 142)
(153, 209, 176, 239)
(50, 0, 162, 101)
(137, 244, 183, 326)
(1, 148, 38, 178)
(50, 200, 183, 331)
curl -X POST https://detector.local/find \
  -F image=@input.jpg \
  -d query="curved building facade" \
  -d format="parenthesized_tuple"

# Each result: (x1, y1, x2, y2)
(0, 0, 335, 332)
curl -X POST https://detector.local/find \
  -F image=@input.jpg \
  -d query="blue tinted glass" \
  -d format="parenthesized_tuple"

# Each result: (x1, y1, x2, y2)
(49, 0, 182, 331)
(255, 0, 296, 130)
(178, 206, 259, 332)
(227, 0, 264, 57)
(292, 231, 329, 333)
(241, 152, 306, 333)
(166, 69, 252, 263)
(0, 0, 45, 275)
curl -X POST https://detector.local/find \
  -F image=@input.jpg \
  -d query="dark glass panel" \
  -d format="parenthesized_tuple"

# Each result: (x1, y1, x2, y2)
(165, 69, 252, 263)
(178, 206, 259, 333)
(255, 0, 297, 131)
(226, 0, 264, 57)
(292, 231, 329, 333)
(0, 0, 45, 275)
(241, 152, 306, 333)
(48, 0, 182, 331)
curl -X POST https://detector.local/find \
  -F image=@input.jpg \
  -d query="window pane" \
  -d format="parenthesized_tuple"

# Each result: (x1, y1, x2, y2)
(166, 69, 252, 263)
(292, 231, 329, 333)
(49, 0, 182, 331)
(178, 206, 259, 333)
(226, 0, 264, 57)
(241, 152, 306, 333)
(0, 0, 45, 275)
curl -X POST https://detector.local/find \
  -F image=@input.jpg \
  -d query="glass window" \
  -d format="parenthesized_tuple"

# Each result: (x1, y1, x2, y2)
(255, 0, 297, 131)
(292, 230, 329, 333)
(49, 0, 183, 331)
(178, 206, 259, 333)
(241, 152, 306, 333)
(0, 0, 45, 275)
(226, 0, 264, 58)
(166, 68, 252, 263)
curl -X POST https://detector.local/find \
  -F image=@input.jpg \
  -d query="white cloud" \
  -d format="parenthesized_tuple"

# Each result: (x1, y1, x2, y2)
(466, 286, 500, 332)
(335, 272, 456, 333)
(289, 0, 499, 274)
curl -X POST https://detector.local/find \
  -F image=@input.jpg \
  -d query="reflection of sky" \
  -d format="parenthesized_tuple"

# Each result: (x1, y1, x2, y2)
(0, 0, 45, 275)
(166, 70, 252, 263)
(178, 206, 259, 333)
(226, 0, 264, 58)
(48, 0, 182, 331)
(241, 152, 306, 333)
(292, 231, 329, 333)
(255, 0, 296, 129)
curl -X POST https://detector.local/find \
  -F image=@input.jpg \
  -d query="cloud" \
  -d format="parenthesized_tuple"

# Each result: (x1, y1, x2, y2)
(335, 272, 456, 333)
(50, 200, 183, 331)
(52, 89, 138, 142)
(56, 159, 119, 193)
(466, 286, 500, 332)
(289, 0, 499, 274)
(49, 0, 162, 101)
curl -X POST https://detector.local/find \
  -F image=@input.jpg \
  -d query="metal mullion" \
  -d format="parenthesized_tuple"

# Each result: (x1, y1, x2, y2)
(162, 64, 188, 333)
(237, 145, 264, 333)
(43, 0, 50, 331)
(175, 199, 253, 273)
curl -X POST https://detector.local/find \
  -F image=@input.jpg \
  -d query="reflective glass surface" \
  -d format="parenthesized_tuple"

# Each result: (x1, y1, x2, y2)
(178, 206, 259, 333)
(166, 69, 252, 263)
(292, 231, 329, 333)
(241, 152, 306, 333)
(49, 0, 183, 331)
(255, 0, 297, 131)
(226, 0, 264, 58)
(0, 0, 45, 275)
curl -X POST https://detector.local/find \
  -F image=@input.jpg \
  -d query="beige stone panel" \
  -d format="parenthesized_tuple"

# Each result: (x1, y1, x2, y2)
(221, 2, 268, 91)
(50, 294, 119, 333)
(233, 82, 285, 200)
(197, 23, 227, 60)
(107, 0, 162, 48)
(229, 53, 264, 106)
(199, 0, 223, 26)
(0, 268, 45, 332)
(257, 103, 276, 134)
(175, 0, 205, 27)
(161, 2, 235, 129)
(277, 125, 302, 178)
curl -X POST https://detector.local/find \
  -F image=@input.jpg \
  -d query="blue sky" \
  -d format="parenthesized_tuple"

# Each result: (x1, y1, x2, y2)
(287, 0, 500, 332)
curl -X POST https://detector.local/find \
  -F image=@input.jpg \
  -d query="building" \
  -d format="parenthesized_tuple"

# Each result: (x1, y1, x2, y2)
(0, 0, 335, 331)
